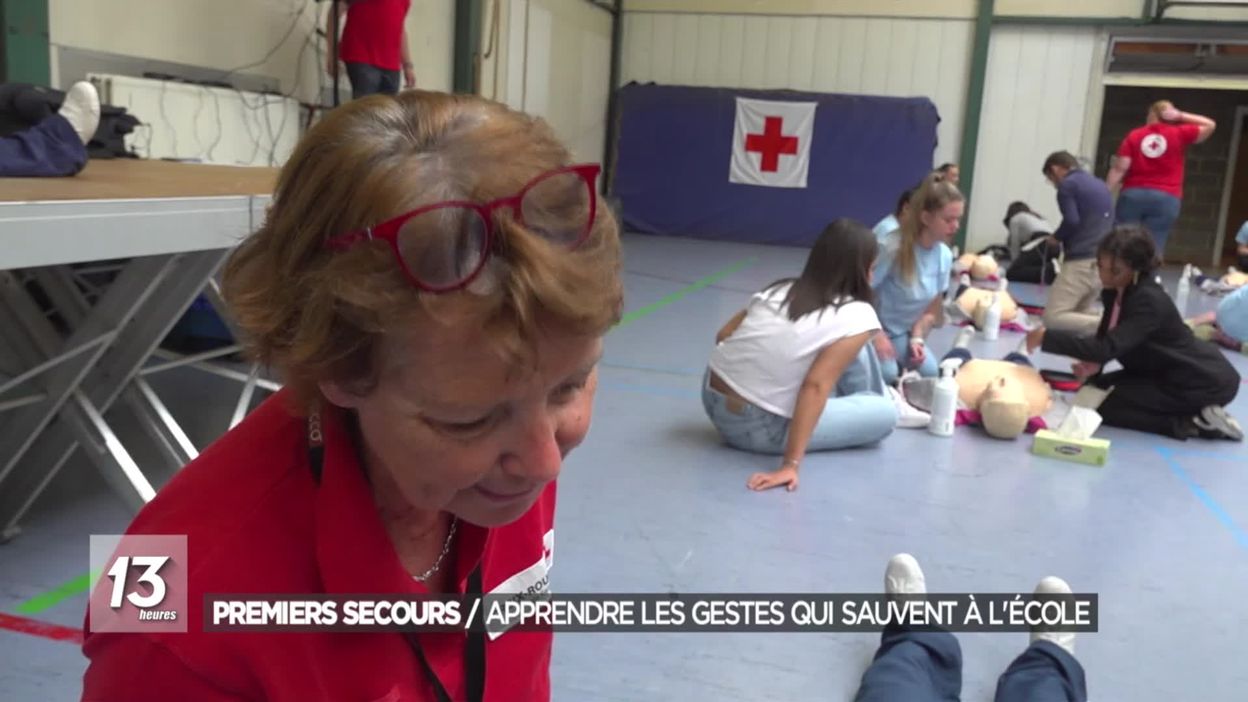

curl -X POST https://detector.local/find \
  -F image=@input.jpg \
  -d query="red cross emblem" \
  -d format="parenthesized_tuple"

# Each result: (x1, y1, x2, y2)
(745, 116, 799, 173)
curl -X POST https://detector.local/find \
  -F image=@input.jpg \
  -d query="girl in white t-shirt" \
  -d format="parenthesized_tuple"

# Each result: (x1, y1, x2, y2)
(704, 219, 899, 492)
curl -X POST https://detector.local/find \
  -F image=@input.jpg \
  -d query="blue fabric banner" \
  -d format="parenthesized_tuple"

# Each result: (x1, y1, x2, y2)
(611, 83, 941, 247)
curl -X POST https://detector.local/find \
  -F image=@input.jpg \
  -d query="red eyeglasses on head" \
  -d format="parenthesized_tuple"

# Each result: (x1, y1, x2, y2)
(326, 163, 601, 293)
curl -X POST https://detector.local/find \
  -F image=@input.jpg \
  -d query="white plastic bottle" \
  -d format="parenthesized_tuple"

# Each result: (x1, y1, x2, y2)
(1175, 263, 1192, 314)
(981, 292, 1002, 341)
(928, 360, 959, 437)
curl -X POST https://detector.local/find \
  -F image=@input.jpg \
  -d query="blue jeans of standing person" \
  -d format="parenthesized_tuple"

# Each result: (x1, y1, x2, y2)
(346, 62, 401, 100)
(1116, 187, 1181, 257)
(880, 329, 939, 386)
(854, 626, 1088, 702)
(0, 115, 86, 177)
(701, 343, 897, 453)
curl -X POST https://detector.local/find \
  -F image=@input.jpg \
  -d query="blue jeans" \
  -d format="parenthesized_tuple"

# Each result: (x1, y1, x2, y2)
(701, 344, 897, 454)
(1116, 187, 1181, 257)
(880, 330, 939, 386)
(346, 62, 401, 100)
(0, 115, 86, 177)
(854, 626, 1088, 702)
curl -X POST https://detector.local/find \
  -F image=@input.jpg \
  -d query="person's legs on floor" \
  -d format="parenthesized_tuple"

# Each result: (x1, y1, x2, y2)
(993, 576, 1088, 702)
(1090, 372, 1240, 440)
(700, 371, 789, 454)
(1041, 258, 1101, 334)
(854, 555, 962, 702)
(809, 344, 898, 448)
(0, 81, 98, 178)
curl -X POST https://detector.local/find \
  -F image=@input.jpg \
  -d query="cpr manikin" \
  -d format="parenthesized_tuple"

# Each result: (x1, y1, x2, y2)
(902, 328, 1052, 439)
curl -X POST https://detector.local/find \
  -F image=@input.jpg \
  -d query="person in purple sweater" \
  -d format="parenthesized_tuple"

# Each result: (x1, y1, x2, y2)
(1039, 151, 1114, 335)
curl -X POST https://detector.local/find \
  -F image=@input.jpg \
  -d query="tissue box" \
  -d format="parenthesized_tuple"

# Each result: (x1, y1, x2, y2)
(1031, 429, 1111, 466)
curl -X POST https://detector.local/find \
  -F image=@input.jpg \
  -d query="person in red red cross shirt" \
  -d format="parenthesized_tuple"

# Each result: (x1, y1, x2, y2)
(327, 0, 417, 100)
(80, 91, 623, 701)
(1106, 99, 1216, 259)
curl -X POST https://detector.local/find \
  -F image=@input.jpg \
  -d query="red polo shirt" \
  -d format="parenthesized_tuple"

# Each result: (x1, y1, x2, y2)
(339, 0, 411, 71)
(1117, 122, 1202, 198)
(81, 390, 556, 701)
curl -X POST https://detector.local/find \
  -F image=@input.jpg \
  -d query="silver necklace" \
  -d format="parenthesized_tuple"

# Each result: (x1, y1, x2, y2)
(412, 516, 458, 582)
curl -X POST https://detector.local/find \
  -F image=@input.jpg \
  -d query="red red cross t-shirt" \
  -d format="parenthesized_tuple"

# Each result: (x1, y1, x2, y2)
(339, 0, 411, 71)
(81, 390, 556, 701)
(1116, 122, 1202, 198)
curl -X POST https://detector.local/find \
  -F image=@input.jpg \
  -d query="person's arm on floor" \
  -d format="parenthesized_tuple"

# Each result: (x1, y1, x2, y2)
(1106, 155, 1130, 192)
(1165, 106, 1216, 144)
(906, 295, 941, 366)
(747, 331, 874, 492)
(716, 309, 747, 344)
(1033, 291, 1161, 364)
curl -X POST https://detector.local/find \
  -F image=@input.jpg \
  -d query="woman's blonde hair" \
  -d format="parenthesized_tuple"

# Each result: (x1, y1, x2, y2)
(221, 90, 623, 410)
(895, 172, 963, 284)
(1149, 100, 1174, 121)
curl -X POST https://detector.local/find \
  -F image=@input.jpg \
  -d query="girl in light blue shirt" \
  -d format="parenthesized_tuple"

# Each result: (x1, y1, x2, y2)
(871, 172, 962, 384)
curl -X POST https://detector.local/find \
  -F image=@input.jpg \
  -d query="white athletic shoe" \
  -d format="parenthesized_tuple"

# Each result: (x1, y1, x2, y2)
(57, 81, 100, 145)
(884, 553, 927, 596)
(1194, 405, 1244, 442)
(887, 386, 931, 429)
(1030, 576, 1076, 656)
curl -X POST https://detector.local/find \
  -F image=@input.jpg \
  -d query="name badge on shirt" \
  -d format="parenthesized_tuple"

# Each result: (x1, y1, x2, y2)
(484, 529, 554, 640)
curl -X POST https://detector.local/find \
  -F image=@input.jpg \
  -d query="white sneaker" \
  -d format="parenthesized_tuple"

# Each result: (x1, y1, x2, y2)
(1030, 576, 1075, 655)
(888, 386, 931, 429)
(57, 81, 100, 145)
(884, 553, 926, 596)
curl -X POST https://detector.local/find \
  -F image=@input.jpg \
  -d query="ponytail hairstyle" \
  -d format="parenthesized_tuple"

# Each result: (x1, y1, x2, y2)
(896, 172, 963, 285)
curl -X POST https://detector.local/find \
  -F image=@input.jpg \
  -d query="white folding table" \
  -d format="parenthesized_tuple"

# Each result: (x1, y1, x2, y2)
(0, 160, 276, 541)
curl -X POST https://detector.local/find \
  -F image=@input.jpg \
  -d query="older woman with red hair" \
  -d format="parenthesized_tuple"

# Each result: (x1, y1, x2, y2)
(81, 90, 622, 701)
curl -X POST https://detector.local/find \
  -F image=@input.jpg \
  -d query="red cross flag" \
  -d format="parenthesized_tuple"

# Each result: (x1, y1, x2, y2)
(729, 97, 817, 189)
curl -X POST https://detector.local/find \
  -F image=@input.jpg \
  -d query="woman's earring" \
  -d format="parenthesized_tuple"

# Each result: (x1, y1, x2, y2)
(1133, 271, 1140, 286)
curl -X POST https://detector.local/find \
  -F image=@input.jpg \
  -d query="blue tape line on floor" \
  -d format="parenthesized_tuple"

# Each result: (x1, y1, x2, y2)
(1158, 447, 1248, 551)
(596, 380, 700, 400)
(600, 362, 703, 378)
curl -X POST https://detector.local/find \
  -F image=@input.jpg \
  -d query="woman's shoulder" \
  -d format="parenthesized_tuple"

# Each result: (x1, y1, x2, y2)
(814, 299, 880, 331)
(125, 393, 317, 583)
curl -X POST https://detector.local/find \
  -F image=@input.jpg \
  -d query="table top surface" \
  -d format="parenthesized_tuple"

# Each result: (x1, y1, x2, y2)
(0, 159, 278, 203)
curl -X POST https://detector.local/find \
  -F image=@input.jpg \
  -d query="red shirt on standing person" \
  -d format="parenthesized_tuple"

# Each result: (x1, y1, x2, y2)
(1115, 122, 1202, 198)
(340, 0, 411, 71)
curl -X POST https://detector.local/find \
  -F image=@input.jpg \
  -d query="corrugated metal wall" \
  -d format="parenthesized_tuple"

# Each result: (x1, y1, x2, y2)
(965, 25, 1101, 251)
(499, 0, 613, 165)
(620, 12, 974, 169)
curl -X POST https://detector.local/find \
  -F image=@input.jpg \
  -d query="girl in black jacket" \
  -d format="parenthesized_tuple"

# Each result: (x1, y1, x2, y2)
(1027, 225, 1243, 441)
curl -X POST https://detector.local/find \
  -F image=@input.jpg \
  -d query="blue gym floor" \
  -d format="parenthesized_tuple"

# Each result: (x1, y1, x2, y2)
(2, 232, 1246, 701)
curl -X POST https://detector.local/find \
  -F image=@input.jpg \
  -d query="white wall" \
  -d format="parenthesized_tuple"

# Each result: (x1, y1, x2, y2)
(965, 25, 1102, 251)
(491, 0, 614, 165)
(48, 0, 454, 104)
(620, 11, 973, 168)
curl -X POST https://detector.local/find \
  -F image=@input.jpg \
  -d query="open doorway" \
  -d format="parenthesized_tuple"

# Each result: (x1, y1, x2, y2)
(1216, 108, 1248, 268)
(1095, 85, 1248, 267)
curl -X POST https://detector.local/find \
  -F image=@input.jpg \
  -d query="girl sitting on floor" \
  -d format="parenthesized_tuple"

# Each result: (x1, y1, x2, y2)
(1027, 225, 1242, 441)
(1188, 283, 1248, 355)
(872, 172, 961, 384)
(704, 219, 900, 493)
